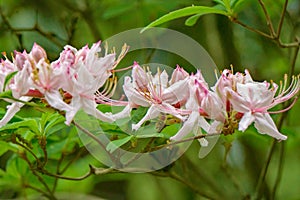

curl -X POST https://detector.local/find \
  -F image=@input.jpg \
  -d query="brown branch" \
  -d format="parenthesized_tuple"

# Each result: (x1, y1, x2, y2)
(276, 0, 289, 39)
(151, 132, 221, 151)
(258, 0, 276, 37)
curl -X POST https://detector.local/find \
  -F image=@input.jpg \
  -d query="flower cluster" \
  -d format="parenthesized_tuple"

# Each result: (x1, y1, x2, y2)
(1, 42, 299, 143)
(0, 42, 128, 126)
(117, 64, 299, 143)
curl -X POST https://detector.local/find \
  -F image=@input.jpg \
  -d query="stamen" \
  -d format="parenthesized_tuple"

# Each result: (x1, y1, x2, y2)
(269, 96, 299, 114)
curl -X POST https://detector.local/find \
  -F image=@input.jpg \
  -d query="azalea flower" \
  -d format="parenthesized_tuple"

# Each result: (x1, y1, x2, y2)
(0, 57, 17, 92)
(170, 71, 212, 146)
(119, 63, 189, 130)
(227, 74, 299, 140)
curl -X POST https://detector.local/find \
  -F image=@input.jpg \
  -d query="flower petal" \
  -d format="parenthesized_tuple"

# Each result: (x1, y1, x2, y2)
(0, 96, 32, 128)
(254, 113, 287, 140)
(170, 111, 199, 141)
(132, 105, 160, 131)
(238, 111, 255, 132)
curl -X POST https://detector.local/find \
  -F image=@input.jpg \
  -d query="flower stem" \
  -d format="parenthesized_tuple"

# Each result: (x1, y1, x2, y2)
(253, 139, 277, 200)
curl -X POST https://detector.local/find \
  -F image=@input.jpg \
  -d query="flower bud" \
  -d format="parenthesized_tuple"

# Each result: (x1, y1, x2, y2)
(30, 43, 47, 63)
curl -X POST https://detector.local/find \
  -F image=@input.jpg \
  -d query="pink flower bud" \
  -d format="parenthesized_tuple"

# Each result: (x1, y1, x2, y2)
(14, 51, 27, 70)
(169, 65, 189, 84)
(132, 62, 148, 91)
(30, 43, 47, 63)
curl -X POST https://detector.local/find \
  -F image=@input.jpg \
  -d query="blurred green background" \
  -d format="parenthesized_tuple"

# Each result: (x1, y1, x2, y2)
(0, 0, 300, 199)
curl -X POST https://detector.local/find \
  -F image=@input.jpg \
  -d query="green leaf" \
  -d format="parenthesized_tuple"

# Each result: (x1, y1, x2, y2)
(135, 125, 166, 138)
(160, 123, 181, 138)
(131, 107, 148, 123)
(106, 135, 134, 153)
(0, 90, 13, 99)
(185, 6, 227, 27)
(213, 0, 226, 7)
(0, 141, 18, 156)
(40, 112, 65, 137)
(2, 71, 18, 92)
(223, 0, 232, 10)
(0, 119, 39, 134)
(230, 0, 249, 13)
(142, 6, 228, 32)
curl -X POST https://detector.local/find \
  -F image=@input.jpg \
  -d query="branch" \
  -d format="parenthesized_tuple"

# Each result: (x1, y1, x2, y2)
(276, 0, 289, 39)
(257, 0, 276, 37)
(151, 132, 221, 151)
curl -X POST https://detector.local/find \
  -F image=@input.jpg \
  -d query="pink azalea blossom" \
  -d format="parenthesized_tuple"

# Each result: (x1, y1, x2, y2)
(227, 75, 299, 140)
(120, 63, 189, 130)
(170, 72, 212, 146)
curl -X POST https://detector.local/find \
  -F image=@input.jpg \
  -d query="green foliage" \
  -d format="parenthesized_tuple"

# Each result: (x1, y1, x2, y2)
(142, 6, 228, 32)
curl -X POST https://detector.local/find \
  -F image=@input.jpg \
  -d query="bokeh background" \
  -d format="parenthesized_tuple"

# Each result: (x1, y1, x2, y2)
(0, 0, 300, 199)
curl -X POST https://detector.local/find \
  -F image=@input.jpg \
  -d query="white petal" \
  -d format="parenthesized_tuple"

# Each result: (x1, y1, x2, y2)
(0, 96, 32, 127)
(238, 112, 255, 132)
(80, 97, 114, 123)
(44, 90, 72, 113)
(254, 113, 287, 140)
(112, 104, 132, 120)
(170, 111, 198, 141)
(227, 88, 250, 113)
(162, 78, 189, 104)
(123, 77, 149, 107)
(198, 116, 210, 132)
(132, 105, 160, 131)
(208, 120, 223, 134)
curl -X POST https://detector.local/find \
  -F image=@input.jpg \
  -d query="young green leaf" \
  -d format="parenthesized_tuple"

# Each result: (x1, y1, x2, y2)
(2, 71, 18, 92)
(0, 141, 18, 156)
(0, 119, 39, 134)
(185, 6, 227, 26)
(230, 0, 249, 13)
(106, 135, 134, 153)
(142, 6, 228, 32)
(0, 90, 13, 99)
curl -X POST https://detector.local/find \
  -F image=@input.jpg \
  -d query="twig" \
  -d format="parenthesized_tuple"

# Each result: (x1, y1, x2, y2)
(24, 184, 52, 199)
(270, 142, 285, 199)
(269, 37, 299, 200)
(13, 140, 40, 166)
(276, 0, 289, 39)
(20, 152, 57, 200)
(40, 166, 95, 181)
(257, 0, 276, 37)
(168, 171, 217, 199)
(231, 18, 273, 39)
(253, 139, 277, 200)
(72, 121, 117, 164)
(151, 132, 221, 151)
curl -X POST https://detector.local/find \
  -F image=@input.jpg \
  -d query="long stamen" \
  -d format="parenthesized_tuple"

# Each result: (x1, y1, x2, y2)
(269, 96, 299, 114)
